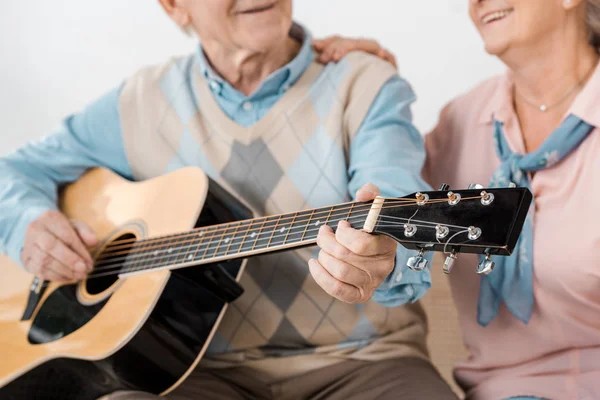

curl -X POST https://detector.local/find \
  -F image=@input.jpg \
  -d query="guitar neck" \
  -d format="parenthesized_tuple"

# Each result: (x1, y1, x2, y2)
(117, 200, 377, 277)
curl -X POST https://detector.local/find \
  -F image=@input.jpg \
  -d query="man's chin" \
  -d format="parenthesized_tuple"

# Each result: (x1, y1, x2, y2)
(237, 28, 290, 52)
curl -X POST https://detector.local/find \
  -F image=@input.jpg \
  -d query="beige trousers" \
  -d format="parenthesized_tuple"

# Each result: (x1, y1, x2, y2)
(101, 357, 457, 400)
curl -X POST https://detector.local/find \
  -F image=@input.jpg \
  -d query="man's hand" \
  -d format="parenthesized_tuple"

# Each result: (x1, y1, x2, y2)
(21, 210, 98, 282)
(309, 183, 398, 303)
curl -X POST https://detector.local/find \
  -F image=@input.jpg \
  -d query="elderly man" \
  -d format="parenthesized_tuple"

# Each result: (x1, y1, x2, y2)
(0, 1, 456, 399)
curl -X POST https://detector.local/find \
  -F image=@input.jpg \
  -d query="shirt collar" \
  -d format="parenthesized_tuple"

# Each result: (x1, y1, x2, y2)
(195, 21, 314, 98)
(478, 72, 515, 125)
(479, 61, 600, 129)
(569, 60, 600, 128)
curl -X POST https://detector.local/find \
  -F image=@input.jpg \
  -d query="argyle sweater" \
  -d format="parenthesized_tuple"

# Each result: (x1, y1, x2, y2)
(117, 51, 429, 375)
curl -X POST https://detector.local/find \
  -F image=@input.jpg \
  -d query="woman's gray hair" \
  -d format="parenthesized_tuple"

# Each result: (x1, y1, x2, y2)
(587, 0, 600, 49)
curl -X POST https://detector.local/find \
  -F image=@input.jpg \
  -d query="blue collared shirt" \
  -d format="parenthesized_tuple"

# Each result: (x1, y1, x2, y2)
(0, 24, 431, 307)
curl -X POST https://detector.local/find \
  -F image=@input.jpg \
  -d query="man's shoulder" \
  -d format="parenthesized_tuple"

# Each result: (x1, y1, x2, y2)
(323, 51, 397, 82)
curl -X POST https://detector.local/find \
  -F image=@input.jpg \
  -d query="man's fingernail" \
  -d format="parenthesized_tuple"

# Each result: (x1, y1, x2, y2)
(75, 262, 86, 272)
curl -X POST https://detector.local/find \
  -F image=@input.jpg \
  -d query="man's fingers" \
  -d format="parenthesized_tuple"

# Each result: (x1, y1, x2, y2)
(72, 220, 99, 247)
(34, 231, 89, 277)
(316, 224, 352, 261)
(356, 183, 381, 202)
(335, 220, 396, 258)
(308, 258, 361, 303)
(41, 211, 93, 266)
(26, 250, 74, 282)
(317, 249, 369, 288)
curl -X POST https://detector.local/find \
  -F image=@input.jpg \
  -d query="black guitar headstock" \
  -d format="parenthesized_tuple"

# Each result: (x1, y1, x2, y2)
(373, 184, 532, 275)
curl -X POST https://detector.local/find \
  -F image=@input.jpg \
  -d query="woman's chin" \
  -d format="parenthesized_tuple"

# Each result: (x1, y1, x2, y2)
(483, 40, 510, 57)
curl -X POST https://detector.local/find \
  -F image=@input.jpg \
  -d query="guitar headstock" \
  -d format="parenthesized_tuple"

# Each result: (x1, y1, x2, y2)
(373, 184, 532, 275)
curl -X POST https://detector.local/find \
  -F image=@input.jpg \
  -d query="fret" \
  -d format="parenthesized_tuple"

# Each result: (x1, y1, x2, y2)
(268, 214, 293, 248)
(253, 216, 281, 251)
(241, 217, 268, 253)
(223, 221, 245, 257)
(266, 215, 283, 248)
(284, 209, 314, 245)
(134, 238, 163, 272)
(160, 235, 180, 268)
(201, 226, 220, 261)
(188, 228, 208, 264)
(208, 225, 227, 259)
(281, 212, 298, 245)
(346, 203, 355, 226)
(300, 209, 316, 241)
(303, 208, 329, 241)
(231, 220, 254, 255)
(214, 222, 244, 258)
(174, 233, 192, 266)
(323, 206, 335, 227)
(328, 203, 355, 229)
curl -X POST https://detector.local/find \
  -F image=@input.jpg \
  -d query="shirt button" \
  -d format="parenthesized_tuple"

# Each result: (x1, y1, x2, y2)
(394, 271, 404, 282)
(242, 101, 253, 111)
(209, 80, 220, 91)
(405, 286, 414, 297)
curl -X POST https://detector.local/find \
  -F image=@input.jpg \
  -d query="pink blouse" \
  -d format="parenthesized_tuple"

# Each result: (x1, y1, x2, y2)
(424, 62, 600, 400)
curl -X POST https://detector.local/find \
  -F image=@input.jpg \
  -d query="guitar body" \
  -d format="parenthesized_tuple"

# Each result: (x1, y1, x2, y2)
(0, 167, 250, 399)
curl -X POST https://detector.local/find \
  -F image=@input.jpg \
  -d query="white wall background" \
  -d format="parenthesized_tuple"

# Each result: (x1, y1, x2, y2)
(0, 0, 504, 155)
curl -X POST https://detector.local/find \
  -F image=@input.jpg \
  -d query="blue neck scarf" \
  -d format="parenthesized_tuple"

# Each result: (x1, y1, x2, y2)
(477, 114, 595, 327)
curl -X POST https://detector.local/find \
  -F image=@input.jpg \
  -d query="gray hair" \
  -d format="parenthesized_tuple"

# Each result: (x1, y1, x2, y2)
(587, 0, 600, 49)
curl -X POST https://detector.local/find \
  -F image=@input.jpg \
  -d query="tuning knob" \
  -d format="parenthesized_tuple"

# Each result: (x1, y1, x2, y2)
(439, 183, 450, 191)
(477, 254, 495, 275)
(508, 182, 517, 188)
(407, 249, 428, 271)
(443, 251, 458, 274)
(468, 183, 484, 189)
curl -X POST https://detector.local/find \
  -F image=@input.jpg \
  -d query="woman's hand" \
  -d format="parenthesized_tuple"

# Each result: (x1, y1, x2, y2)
(312, 36, 398, 69)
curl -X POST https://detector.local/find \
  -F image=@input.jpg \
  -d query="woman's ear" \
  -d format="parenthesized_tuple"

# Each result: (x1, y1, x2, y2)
(157, 0, 191, 27)
(562, 0, 585, 10)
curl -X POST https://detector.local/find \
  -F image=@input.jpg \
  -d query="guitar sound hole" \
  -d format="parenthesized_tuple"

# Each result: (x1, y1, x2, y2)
(86, 233, 136, 295)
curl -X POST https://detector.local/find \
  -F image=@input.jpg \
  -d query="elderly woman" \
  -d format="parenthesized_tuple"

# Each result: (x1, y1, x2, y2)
(0, 0, 460, 399)
(318, 0, 600, 399)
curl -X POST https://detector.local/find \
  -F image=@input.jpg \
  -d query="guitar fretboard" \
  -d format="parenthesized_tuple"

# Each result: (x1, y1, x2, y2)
(113, 202, 371, 275)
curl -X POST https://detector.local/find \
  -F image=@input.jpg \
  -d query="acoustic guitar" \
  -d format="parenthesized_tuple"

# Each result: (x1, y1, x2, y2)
(0, 167, 532, 399)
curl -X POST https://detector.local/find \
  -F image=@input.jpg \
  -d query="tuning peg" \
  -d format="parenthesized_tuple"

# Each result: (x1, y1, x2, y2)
(443, 251, 458, 274)
(508, 182, 517, 188)
(477, 254, 495, 275)
(439, 183, 450, 191)
(480, 190, 495, 206)
(468, 183, 484, 189)
(407, 249, 428, 271)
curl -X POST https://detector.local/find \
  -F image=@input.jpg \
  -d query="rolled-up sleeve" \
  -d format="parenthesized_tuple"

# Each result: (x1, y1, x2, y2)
(0, 85, 133, 266)
(347, 76, 432, 307)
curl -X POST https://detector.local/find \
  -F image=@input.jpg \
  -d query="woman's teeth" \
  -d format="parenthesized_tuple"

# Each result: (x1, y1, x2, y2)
(482, 10, 513, 25)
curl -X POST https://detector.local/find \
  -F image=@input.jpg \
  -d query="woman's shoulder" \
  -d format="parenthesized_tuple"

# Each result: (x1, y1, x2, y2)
(445, 74, 505, 120)
(431, 74, 506, 137)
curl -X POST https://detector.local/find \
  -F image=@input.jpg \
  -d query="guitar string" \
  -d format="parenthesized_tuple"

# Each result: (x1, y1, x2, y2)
(96, 195, 480, 253)
(91, 213, 403, 272)
(84, 216, 475, 281)
(96, 196, 484, 260)
(91, 214, 441, 270)
(93, 198, 481, 264)
(88, 210, 478, 277)
(97, 199, 411, 250)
